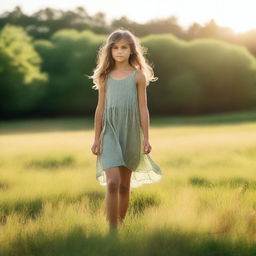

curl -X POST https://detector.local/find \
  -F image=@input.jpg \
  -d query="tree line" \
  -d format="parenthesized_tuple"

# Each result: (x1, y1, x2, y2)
(1, 23, 256, 118)
(1, 6, 256, 57)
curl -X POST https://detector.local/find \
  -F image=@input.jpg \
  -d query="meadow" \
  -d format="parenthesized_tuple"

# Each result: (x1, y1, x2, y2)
(1, 110, 256, 256)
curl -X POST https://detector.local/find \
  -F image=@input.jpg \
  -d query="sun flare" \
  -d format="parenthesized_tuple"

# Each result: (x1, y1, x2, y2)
(1, 0, 256, 33)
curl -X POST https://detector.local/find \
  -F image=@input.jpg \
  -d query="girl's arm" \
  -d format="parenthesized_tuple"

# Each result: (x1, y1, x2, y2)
(136, 70, 149, 141)
(93, 79, 106, 141)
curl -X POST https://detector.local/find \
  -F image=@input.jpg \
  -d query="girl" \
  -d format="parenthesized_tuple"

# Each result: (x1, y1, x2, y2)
(89, 29, 162, 231)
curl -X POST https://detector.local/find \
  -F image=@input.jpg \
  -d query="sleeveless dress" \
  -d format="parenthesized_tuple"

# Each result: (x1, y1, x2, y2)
(96, 69, 162, 188)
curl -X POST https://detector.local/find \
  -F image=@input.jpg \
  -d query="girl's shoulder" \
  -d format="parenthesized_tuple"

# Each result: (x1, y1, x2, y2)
(135, 69, 145, 84)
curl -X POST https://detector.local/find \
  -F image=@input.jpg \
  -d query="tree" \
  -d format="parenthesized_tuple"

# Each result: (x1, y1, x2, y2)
(0, 24, 47, 117)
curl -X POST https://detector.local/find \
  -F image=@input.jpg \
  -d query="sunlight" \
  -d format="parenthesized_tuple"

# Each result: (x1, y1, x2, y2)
(211, 0, 256, 33)
(1, 0, 256, 33)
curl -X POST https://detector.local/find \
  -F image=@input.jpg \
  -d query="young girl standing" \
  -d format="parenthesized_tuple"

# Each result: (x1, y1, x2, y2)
(90, 29, 162, 232)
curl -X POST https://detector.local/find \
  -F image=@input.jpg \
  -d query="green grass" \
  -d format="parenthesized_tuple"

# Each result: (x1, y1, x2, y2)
(1, 109, 256, 255)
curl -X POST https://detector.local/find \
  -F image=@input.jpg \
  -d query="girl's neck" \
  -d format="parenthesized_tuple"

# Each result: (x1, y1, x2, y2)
(114, 62, 133, 71)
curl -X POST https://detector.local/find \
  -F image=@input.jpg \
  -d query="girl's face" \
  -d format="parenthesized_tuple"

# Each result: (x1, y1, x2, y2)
(111, 39, 132, 63)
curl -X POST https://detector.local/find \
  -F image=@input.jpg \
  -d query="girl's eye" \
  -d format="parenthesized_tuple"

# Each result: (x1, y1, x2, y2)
(112, 46, 128, 49)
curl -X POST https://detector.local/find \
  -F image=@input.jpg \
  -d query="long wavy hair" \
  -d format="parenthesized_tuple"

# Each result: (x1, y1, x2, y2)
(88, 28, 158, 90)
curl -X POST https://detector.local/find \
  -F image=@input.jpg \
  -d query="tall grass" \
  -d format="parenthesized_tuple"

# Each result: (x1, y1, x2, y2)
(1, 111, 256, 255)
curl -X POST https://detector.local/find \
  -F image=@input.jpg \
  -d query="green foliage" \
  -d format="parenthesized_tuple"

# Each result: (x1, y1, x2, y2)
(143, 34, 256, 114)
(0, 24, 47, 116)
(35, 29, 105, 115)
(2, 26, 256, 117)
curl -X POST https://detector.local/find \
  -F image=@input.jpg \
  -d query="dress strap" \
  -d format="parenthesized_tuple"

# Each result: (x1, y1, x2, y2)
(133, 69, 138, 77)
(133, 69, 139, 82)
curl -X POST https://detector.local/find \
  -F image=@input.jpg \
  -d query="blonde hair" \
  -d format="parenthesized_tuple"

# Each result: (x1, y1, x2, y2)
(88, 28, 158, 90)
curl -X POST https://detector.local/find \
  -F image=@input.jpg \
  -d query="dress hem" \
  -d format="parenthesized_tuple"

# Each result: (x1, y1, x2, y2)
(96, 174, 162, 188)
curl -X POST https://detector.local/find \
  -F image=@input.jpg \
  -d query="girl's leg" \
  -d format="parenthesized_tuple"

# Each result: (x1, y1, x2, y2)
(105, 167, 120, 230)
(118, 166, 132, 224)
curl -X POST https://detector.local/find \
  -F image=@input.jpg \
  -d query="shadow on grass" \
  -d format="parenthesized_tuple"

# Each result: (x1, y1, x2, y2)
(25, 155, 76, 170)
(0, 181, 9, 191)
(0, 117, 93, 135)
(0, 191, 104, 225)
(129, 192, 161, 217)
(189, 176, 256, 190)
(2, 108, 256, 135)
(0, 191, 160, 224)
(1, 225, 256, 256)
(152, 108, 256, 128)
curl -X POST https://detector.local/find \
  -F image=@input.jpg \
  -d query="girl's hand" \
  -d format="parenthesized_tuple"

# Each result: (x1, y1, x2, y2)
(143, 139, 152, 154)
(91, 139, 101, 155)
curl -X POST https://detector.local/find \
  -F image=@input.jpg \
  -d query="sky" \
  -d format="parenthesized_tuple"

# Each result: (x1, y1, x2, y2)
(1, 0, 256, 33)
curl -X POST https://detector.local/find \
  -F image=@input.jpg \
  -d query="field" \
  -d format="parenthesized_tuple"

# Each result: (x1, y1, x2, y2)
(1, 110, 256, 256)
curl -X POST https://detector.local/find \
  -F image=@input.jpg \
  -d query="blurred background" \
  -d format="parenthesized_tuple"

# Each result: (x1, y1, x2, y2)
(1, 0, 256, 119)
(2, 2, 256, 255)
